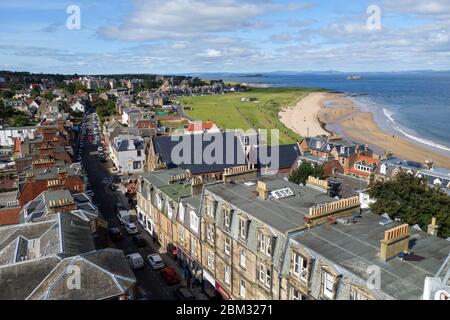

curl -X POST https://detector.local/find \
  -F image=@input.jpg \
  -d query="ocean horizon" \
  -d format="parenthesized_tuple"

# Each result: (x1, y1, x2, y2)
(200, 72, 450, 158)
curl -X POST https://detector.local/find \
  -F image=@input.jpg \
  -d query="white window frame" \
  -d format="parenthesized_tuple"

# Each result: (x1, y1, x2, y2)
(240, 279, 246, 298)
(239, 218, 247, 239)
(291, 288, 302, 300)
(206, 223, 215, 243)
(167, 203, 173, 219)
(240, 249, 246, 268)
(207, 250, 215, 270)
(258, 263, 271, 288)
(178, 227, 185, 243)
(207, 198, 216, 217)
(293, 253, 308, 282)
(258, 232, 273, 257)
(190, 210, 199, 233)
(323, 271, 335, 299)
(224, 265, 231, 285)
(156, 193, 162, 210)
(191, 238, 197, 257)
(224, 237, 231, 256)
(179, 202, 185, 222)
(224, 209, 231, 229)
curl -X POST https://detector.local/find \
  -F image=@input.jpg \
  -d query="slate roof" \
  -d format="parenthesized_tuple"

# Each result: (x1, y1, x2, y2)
(153, 132, 247, 174)
(256, 143, 301, 170)
(205, 176, 337, 234)
(290, 211, 450, 300)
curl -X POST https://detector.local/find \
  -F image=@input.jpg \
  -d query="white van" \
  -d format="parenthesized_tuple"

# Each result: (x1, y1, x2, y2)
(127, 253, 144, 270)
(116, 210, 130, 224)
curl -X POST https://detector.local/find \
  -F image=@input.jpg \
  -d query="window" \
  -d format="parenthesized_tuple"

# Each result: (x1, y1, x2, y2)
(178, 227, 185, 243)
(258, 232, 273, 256)
(315, 141, 322, 149)
(133, 161, 142, 170)
(224, 265, 231, 285)
(206, 224, 215, 244)
(190, 210, 199, 233)
(191, 238, 197, 257)
(224, 237, 231, 256)
(167, 203, 173, 219)
(137, 150, 142, 157)
(322, 271, 335, 299)
(223, 208, 232, 230)
(156, 193, 162, 210)
(239, 218, 248, 240)
(240, 249, 246, 268)
(240, 279, 246, 298)
(291, 288, 302, 300)
(340, 146, 345, 154)
(179, 202, 185, 222)
(258, 263, 271, 288)
(207, 250, 215, 270)
(350, 287, 369, 300)
(206, 198, 216, 217)
(293, 253, 308, 282)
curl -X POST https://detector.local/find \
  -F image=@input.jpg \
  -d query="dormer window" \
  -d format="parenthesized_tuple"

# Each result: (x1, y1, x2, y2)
(206, 223, 215, 244)
(293, 252, 308, 282)
(167, 202, 173, 219)
(156, 193, 162, 210)
(434, 178, 442, 186)
(206, 197, 217, 218)
(223, 207, 233, 230)
(257, 232, 274, 257)
(315, 141, 322, 149)
(179, 202, 185, 222)
(340, 146, 345, 154)
(239, 217, 249, 240)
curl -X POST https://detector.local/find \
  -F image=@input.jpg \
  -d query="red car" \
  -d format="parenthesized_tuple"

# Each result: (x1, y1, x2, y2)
(161, 267, 181, 286)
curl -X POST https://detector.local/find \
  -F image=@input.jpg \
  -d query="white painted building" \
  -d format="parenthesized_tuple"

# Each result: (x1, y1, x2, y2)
(110, 134, 146, 174)
(70, 101, 86, 113)
(0, 126, 37, 147)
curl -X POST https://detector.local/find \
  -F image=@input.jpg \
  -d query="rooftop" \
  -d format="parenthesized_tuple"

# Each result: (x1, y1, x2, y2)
(291, 211, 450, 300)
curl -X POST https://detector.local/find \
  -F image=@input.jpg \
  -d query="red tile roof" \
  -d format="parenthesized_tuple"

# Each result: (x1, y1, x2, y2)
(186, 121, 215, 132)
(0, 207, 21, 226)
(350, 155, 380, 176)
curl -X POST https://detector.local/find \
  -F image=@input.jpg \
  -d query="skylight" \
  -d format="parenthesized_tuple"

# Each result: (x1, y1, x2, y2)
(271, 188, 294, 199)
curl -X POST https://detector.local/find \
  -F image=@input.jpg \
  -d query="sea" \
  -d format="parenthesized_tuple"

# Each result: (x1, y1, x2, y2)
(198, 72, 450, 157)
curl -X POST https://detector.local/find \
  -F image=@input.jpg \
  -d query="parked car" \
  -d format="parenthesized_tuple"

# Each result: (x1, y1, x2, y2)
(132, 235, 146, 247)
(174, 287, 196, 300)
(126, 253, 144, 270)
(147, 254, 165, 270)
(108, 228, 124, 241)
(161, 267, 181, 285)
(116, 210, 130, 224)
(125, 223, 139, 235)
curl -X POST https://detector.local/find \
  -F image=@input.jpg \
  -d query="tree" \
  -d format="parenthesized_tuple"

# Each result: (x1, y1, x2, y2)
(369, 172, 450, 238)
(289, 162, 324, 185)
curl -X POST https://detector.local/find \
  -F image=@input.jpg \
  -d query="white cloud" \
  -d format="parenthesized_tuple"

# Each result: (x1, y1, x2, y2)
(99, 0, 312, 41)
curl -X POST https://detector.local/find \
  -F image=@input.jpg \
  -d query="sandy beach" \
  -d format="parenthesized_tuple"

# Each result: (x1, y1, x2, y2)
(279, 92, 450, 169)
(279, 92, 339, 137)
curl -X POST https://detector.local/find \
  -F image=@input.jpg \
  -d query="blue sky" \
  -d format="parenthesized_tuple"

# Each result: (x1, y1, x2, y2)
(1, 0, 449, 74)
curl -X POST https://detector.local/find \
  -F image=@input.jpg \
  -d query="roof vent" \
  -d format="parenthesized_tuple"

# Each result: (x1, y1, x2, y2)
(379, 213, 393, 226)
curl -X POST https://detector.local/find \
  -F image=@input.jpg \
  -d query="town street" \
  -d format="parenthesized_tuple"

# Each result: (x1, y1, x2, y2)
(80, 113, 178, 300)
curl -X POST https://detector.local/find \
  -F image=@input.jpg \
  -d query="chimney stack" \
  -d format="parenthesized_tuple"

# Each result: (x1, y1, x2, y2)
(380, 224, 410, 261)
(257, 181, 269, 200)
(427, 217, 439, 237)
(191, 176, 203, 196)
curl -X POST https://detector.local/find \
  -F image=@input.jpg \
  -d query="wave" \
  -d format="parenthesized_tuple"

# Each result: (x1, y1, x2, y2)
(381, 108, 450, 153)
(383, 108, 396, 123)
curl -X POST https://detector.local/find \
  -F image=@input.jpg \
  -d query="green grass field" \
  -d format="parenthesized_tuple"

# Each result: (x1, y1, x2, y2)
(178, 87, 319, 145)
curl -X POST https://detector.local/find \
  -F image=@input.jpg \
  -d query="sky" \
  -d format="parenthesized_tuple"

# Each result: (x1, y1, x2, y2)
(0, 0, 449, 74)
